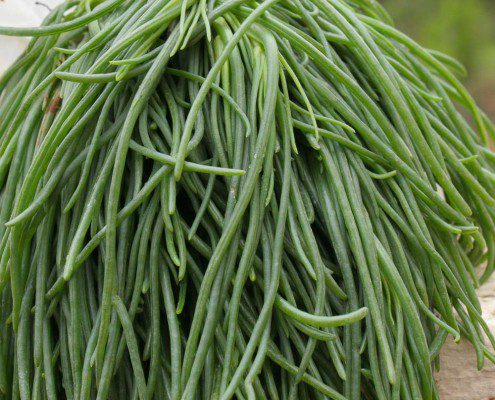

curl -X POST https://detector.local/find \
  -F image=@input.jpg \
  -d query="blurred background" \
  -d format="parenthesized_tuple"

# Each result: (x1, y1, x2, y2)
(382, 0, 495, 121)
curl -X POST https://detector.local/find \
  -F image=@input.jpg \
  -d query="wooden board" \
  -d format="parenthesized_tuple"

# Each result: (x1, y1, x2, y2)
(436, 275, 495, 399)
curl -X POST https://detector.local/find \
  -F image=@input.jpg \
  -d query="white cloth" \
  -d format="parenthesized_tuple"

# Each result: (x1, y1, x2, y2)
(0, 0, 64, 73)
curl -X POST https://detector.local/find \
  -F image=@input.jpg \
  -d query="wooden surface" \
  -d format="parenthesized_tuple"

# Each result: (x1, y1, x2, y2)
(436, 275, 495, 399)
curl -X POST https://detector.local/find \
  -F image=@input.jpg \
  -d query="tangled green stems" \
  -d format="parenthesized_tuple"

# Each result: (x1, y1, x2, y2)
(1, 0, 495, 399)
